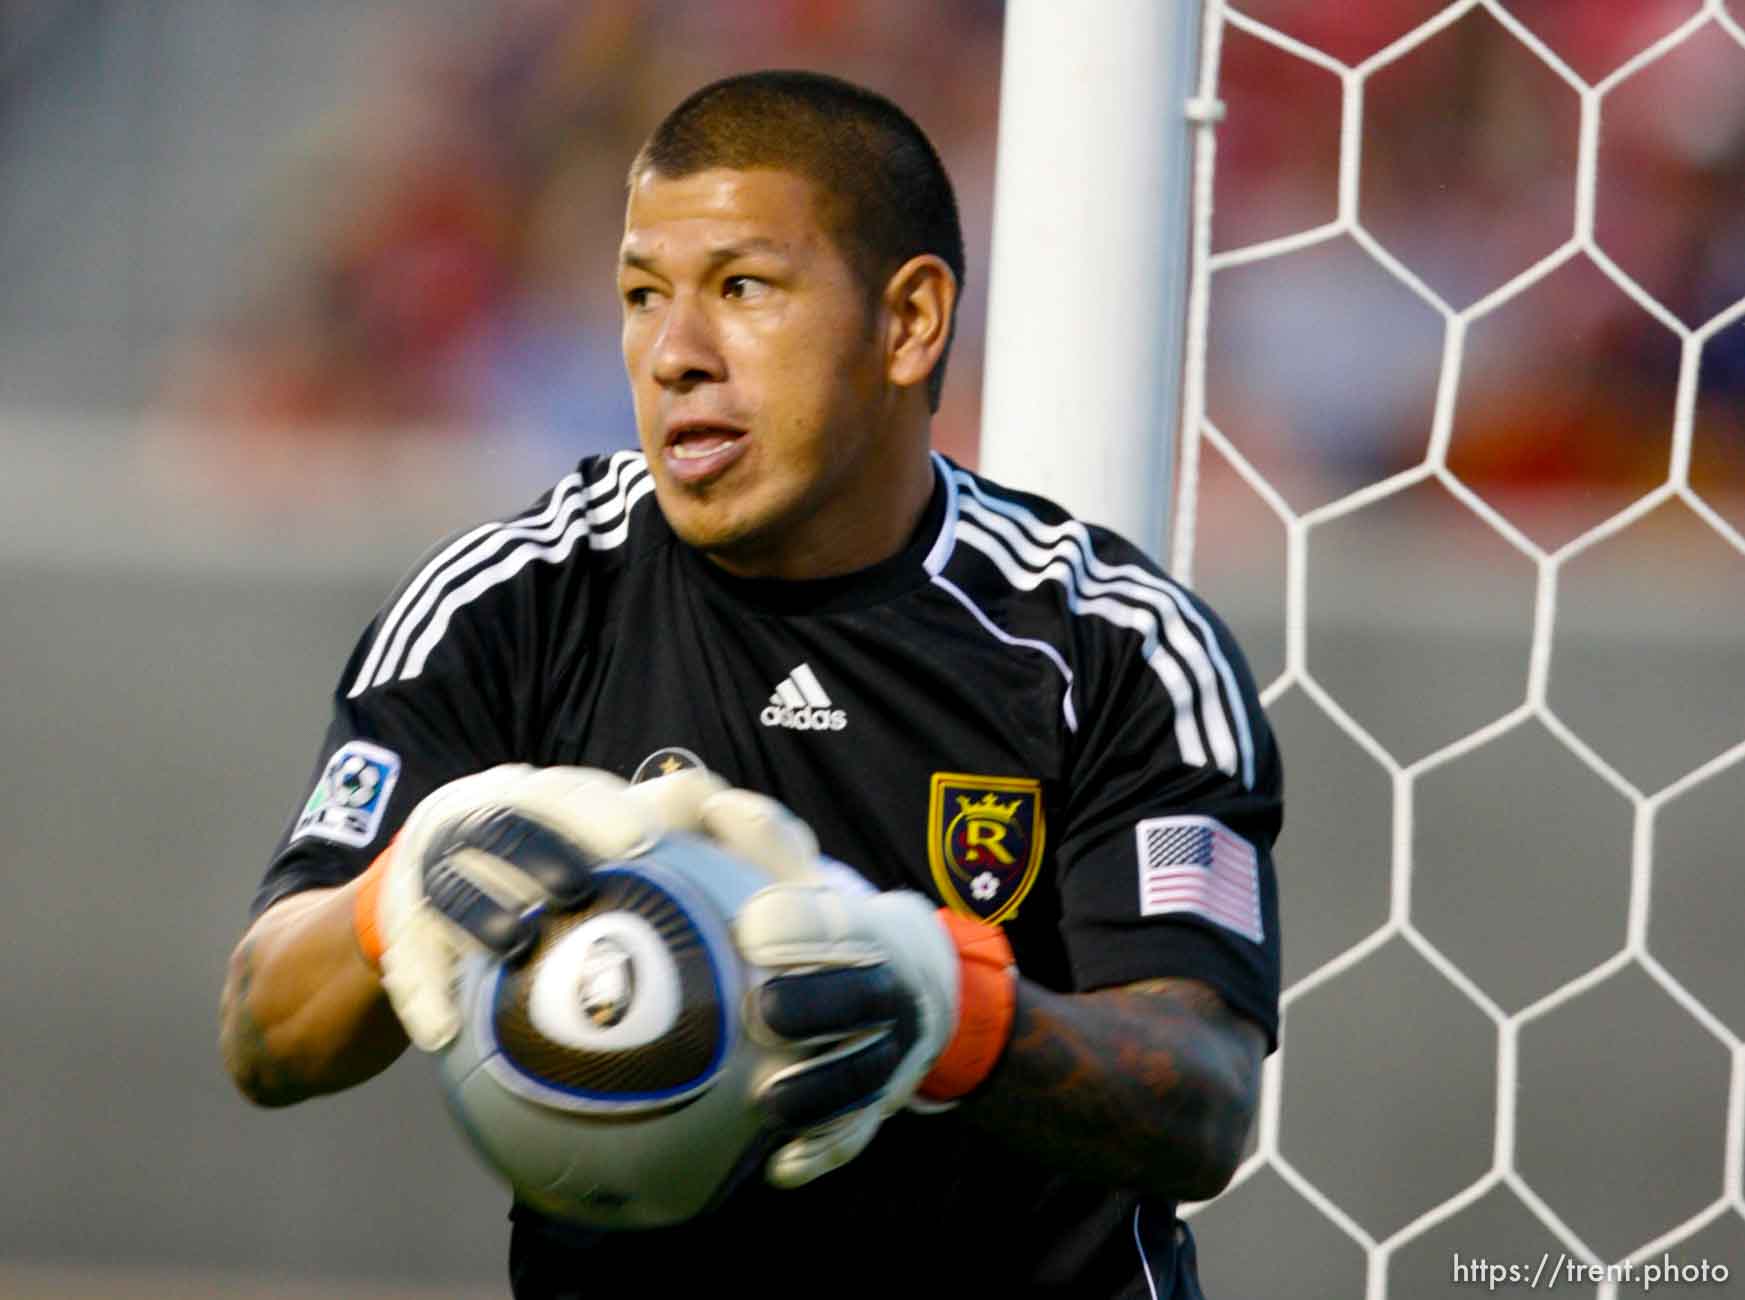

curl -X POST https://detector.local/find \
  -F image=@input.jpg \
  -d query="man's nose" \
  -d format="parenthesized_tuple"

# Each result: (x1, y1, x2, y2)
(650, 295, 725, 389)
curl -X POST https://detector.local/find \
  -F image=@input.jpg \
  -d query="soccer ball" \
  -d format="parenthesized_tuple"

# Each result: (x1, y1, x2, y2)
(331, 754, 381, 807)
(435, 831, 802, 1229)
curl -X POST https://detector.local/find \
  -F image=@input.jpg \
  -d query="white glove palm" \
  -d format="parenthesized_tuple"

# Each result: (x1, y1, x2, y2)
(374, 764, 725, 1051)
(700, 794, 960, 1189)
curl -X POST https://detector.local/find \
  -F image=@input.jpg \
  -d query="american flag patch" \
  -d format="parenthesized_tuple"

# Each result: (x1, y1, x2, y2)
(1135, 815, 1263, 943)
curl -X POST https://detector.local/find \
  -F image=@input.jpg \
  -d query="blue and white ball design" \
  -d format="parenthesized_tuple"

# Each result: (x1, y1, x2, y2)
(436, 832, 798, 1229)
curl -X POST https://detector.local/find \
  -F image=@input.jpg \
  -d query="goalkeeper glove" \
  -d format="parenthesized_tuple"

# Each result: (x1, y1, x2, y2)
(352, 764, 725, 1051)
(713, 796, 1018, 1189)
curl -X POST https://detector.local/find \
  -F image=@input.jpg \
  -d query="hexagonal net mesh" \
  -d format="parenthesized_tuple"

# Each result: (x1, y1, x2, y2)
(1171, 2, 1745, 1296)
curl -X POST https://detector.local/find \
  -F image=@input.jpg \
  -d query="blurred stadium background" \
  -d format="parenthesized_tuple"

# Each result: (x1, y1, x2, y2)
(0, 1, 1740, 1296)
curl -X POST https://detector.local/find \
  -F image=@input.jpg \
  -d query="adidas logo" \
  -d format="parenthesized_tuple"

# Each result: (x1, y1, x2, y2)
(760, 663, 847, 732)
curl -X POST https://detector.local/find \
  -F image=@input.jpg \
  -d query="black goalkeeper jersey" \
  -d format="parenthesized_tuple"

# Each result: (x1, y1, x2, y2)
(258, 450, 1283, 1300)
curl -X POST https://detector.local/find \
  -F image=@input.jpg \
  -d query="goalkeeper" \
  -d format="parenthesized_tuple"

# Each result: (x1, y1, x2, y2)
(219, 70, 1282, 1300)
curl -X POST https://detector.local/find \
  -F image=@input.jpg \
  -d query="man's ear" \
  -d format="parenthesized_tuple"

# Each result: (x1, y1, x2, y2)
(882, 254, 957, 395)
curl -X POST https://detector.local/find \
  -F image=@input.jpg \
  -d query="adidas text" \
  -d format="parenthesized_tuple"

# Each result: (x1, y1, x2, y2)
(759, 704, 847, 731)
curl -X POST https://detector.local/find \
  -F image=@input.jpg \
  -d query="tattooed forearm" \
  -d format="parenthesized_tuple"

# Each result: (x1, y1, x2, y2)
(961, 977, 1263, 1201)
(219, 937, 313, 1108)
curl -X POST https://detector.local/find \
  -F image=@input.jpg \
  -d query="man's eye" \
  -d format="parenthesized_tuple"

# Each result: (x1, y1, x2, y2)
(624, 286, 658, 310)
(723, 276, 767, 300)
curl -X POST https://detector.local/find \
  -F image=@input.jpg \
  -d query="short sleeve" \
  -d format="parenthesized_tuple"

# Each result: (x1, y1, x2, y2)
(1054, 578, 1283, 1050)
(250, 533, 536, 919)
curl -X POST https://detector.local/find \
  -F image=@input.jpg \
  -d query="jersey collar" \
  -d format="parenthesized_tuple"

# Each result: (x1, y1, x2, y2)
(671, 458, 951, 616)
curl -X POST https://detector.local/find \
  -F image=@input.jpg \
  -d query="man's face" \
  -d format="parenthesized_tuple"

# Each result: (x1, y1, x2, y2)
(618, 166, 899, 576)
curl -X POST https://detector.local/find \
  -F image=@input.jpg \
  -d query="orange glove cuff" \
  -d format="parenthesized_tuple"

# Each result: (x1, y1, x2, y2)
(351, 839, 396, 972)
(918, 909, 1017, 1101)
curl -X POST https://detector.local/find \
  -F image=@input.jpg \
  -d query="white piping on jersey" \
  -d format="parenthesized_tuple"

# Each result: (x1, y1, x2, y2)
(349, 468, 585, 696)
(349, 452, 650, 697)
(950, 469, 1256, 789)
(1133, 1203, 1160, 1300)
(922, 450, 961, 575)
(925, 459, 1082, 729)
(905, 455, 1090, 732)
(930, 573, 1078, 732)
(578, 461, 657, 552)
(954, 510, 1230, 778)
(954, 521, 1208, 769)
(398, 473, 655, 683)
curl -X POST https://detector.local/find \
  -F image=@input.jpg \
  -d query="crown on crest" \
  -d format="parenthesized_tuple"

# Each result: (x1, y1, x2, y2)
(956, 793, 1021, 821)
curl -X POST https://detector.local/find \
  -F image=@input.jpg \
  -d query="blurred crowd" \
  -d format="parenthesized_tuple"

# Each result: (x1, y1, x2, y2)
(159, 0, 1743, 529)
(1208, 0, 1745, 538)
(159, 0, 1002, 476)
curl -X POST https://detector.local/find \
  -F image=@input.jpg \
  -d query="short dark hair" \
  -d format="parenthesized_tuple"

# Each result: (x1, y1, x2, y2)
(633, 70, 965, 411)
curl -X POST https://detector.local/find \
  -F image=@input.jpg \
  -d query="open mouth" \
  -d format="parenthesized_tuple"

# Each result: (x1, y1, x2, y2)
(670, 429, 740, 460)
(662, 422, 747, 482)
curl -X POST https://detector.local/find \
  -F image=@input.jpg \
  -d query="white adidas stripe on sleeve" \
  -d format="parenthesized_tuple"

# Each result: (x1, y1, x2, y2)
(948, 469, 1256, 788)
(348, 472, 585, 697)
(349, 454, 649, 697)
(954, 522, 1203, 762)
(957, 503, 1237, 778)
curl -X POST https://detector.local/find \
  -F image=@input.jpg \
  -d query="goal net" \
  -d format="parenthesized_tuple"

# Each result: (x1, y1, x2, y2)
(1172, 3, 1745, 1297)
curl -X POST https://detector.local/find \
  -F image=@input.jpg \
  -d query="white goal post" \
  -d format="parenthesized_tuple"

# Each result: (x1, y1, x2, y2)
(979, 0, 1207, 559)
